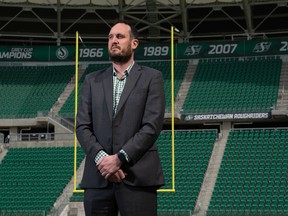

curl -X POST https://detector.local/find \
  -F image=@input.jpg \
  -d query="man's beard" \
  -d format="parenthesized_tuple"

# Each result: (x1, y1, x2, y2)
(109, 52, 133, 63)
(109, 45, 133, 63)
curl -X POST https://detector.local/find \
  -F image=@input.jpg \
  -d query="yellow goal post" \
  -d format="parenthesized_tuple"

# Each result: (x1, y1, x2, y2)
(73, 27, 176, 193)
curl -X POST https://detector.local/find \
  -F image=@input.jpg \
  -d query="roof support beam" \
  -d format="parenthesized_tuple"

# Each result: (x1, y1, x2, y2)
(118, 0, 124, 20)
(56, 0, 61, 45)
(0, 9, 23, 32)
(125, 13, 180, 35)
(179, 0, 188, 40)
(254, 4, 278, 32)
(146, 0, 160, 40)
(243, 0, 254, 36)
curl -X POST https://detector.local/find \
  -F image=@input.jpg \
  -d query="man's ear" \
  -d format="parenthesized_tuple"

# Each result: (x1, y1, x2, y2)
(132, 39, 139, 50)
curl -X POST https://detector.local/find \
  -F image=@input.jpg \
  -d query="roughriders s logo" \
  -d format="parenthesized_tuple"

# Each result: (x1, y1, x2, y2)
(56, 47, 68, 60)
(184, 45, 202, 56)
(253, 42, 271, 53)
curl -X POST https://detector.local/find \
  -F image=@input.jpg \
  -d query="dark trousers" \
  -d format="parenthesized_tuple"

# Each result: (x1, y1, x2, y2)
(84, 182, 158, 216)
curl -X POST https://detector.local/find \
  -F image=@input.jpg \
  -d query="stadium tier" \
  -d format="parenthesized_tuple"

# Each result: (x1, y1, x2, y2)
(208, 129, 288, 216)
(59, 63, 111, 117)
(1, 57, 282, 119)
(59, 60, 188, 117)
(182, 57, 282, 114)
(0, 147, 85, 214)
(69, 130, 217, 215)
(157, 130, 217, 215)
(0, 1, 288, 215)
(1, 56, 288, 215)
(140, 60, 188, 112)
(0, 65, 74, 119)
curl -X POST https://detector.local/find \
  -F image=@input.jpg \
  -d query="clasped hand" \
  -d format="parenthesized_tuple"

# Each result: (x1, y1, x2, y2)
(97, 154, 126, 183)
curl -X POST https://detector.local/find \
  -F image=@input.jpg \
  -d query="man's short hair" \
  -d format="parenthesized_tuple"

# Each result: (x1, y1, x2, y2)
(113, 20, 138, 39)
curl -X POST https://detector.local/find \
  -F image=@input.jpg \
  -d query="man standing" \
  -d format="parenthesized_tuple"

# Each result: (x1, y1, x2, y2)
(76, 21, 166, 216)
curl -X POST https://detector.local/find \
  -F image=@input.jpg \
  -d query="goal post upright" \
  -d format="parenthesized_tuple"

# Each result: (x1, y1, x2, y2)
(73, 31, 84, 193)
(158, 26, 176, 193)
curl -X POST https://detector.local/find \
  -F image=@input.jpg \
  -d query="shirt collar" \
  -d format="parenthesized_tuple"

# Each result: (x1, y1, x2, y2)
(113, 61, 135, 77)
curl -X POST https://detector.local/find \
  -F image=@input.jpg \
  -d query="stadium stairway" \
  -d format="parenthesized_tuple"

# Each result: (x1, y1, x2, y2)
(53, 154, 85, 215)
(50, 69, 86, 114)
(58, 63, 111, 118)
(193, 122, 230, 216)
(176, 60, 198, 112)
(273, 61, 288, 113)
(0, 144, 8, 163)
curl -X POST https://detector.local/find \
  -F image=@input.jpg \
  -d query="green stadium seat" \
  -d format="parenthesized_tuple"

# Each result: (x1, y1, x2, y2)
(0, 65, 75, 118)
(157, 130, 217, 214)
(207, 129, 288, 216)
(182, 57, 282, 114)
(0, 146, 85, 215)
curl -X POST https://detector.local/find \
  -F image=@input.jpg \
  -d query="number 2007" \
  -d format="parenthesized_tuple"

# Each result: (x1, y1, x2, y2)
(143, 46, 169, 56)
(208, 44, 237, 55)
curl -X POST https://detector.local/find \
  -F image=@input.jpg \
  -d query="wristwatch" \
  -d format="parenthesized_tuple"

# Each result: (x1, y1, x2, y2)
(117, 152, 127, 164)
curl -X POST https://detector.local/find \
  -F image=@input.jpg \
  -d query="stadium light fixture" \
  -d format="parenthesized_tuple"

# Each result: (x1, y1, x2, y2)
(79, 34, 86, 47)
(174, 27, 180, 33)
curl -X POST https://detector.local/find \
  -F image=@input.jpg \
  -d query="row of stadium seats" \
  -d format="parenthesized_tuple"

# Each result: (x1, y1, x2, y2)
(59, 63, 111, 117)
(59, 60, 188, 117)
(140, 60, 188, 111)
(157, 130, 217, 213)
(207, 129, 288, 215)
(69, 130, 218, 215)
(1, 128, 287, 215)
(0, 65, 74, 118)
(0, 147, 85, 214)
(59, 57, 282, 117)
(182, 57, 281, 113)
(0, 56, 282, 119)
(68, 128, 288, 215)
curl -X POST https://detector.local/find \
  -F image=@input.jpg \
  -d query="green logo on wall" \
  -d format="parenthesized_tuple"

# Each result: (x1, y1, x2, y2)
(184, 45, 202, 56)
(253, 42, 271, 53)
(56, 47, 68, 60)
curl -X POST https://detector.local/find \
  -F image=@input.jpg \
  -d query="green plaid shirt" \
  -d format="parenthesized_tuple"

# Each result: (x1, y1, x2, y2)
(94, 61, 134, 164)
(113, 61, 134, 115)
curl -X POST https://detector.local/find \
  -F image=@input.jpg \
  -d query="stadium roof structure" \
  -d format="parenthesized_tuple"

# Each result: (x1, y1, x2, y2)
(0, 0, 288, 45)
